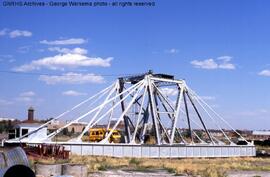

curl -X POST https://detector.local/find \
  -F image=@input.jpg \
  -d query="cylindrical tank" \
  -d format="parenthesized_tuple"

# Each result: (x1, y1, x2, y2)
(3, 147, 29, 167)
(35, 164, 62, 177)
(62, 164, 87, 177)
(0, 147, 31, 177)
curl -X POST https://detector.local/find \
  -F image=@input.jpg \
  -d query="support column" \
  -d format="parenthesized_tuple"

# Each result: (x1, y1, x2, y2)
(170, 84, 184, 144)
(183, 90, 193, 143)
(148, 77, 161, 145)
(118, 78, 131, 143)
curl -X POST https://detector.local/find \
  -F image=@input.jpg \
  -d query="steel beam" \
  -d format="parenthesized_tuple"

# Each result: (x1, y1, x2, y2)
(147, 77, 161, 145)
(186, 91, 214, 144)
(118, 78, 132, 143)
(170, 84, 184, 144)
(183, 90, 193, 143)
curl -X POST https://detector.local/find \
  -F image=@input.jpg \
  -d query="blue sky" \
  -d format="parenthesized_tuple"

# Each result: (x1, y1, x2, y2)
(0, 0, 270, 130)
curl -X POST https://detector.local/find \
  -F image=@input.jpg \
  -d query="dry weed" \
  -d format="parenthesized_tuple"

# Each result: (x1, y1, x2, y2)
(30, 155, 270, 175)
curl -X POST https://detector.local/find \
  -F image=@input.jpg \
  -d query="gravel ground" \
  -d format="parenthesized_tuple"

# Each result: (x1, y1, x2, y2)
(228, 170, 270, 177)
(89, 170, 270, 177)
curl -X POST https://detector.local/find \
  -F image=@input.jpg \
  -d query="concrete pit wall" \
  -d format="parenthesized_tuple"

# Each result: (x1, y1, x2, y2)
(62, 164, 87, 177)
(35, 163, 87, 177)
(35, 164, 62, 177)
(64, 144, 256, 158)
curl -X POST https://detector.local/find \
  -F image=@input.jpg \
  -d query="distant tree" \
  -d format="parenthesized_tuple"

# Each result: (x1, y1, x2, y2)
(195, 131, 203, 139)
(0, 120, 13, 133)
(182, 130, 191, 138)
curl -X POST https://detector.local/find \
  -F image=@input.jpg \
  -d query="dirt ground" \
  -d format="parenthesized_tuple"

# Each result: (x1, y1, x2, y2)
(66, 155, 270, 176)
(3, 145, 270, 177)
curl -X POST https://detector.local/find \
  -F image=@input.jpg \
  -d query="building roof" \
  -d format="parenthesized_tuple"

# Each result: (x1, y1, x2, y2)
(252, 131, 270, 136)
(21, 119, 41, 123)
(14, 123, 43, 128)
(70, 122, 88, 126)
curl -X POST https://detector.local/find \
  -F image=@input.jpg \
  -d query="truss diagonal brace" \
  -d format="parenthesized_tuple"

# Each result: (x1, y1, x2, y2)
(170, 83, 184, 144)
(186, 90, 214, 144)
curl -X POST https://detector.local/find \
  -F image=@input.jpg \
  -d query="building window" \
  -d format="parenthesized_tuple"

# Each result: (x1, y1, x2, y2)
(8, 129, 15, 139)
(16, 128, 20, 138)
(22, 129, 29, 137)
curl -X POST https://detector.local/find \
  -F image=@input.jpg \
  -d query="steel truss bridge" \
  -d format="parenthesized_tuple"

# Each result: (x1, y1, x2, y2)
(5, 71, 255, 158)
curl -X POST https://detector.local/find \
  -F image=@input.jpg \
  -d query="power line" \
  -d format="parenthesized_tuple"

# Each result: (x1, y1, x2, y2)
(0, 70, 142, 77)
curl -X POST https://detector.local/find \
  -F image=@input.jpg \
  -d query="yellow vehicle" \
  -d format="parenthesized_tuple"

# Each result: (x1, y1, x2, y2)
(88, 128, 121, 143)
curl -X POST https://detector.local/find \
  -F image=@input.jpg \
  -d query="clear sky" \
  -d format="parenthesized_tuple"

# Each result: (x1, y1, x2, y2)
(0, 0, 269, 130)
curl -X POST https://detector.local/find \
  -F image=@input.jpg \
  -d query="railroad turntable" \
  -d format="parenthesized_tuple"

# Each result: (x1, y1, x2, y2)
(3, 71, 255, 158)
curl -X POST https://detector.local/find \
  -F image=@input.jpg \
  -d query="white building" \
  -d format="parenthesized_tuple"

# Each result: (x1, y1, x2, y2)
(252, 130, 270, 140)
(9, 123, 47, 142)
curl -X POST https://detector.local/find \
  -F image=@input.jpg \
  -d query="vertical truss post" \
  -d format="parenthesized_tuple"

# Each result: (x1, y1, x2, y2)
(118, 78, 131, 143)
(156, 94, 183, 143)
(183, 89, 193, 143)
(140, 103, 150, 144)
(131, 83, 147, 143)
(170, 83, 184, 144)
(186, 90, 214, 144)
(153, 89, 169, 143)
(153, 84, 186, 143)
(148, 77, 161, 145)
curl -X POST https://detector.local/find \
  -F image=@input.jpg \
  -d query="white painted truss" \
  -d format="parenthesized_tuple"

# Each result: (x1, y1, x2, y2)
(6, 71, 252, 148)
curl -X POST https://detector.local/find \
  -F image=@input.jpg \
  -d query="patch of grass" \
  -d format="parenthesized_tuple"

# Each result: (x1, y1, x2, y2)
(129, 158, 141, 166)
(97, 164, 108, 171)
(28, 156, 69, 165)
(199, 166, 228, 177)
(29, 155, 270, 175)
(163, 166, 175, 174)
